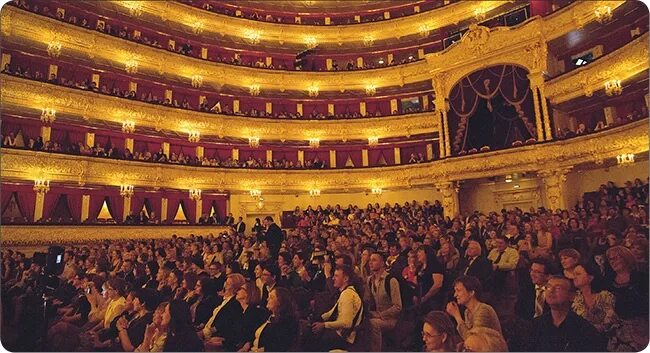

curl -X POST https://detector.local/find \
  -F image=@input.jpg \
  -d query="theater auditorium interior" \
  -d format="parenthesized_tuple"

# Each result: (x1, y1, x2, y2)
(0, 0, 649, 352)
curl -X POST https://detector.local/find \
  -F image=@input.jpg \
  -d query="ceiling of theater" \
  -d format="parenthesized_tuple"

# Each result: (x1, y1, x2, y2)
(214, 0, 416, 14)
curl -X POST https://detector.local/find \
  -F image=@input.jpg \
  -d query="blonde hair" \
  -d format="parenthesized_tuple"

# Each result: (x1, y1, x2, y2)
(227, 273, 246, 292)
(606, 245, 638, 272)
(464, 327, 508, 352)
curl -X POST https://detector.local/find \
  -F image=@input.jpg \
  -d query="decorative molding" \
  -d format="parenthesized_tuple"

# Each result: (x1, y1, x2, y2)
(545, 32, 649, 104)
(0, 225, 231, 245)
(0, 1, 626, 93)
(2, 119, 646, 193)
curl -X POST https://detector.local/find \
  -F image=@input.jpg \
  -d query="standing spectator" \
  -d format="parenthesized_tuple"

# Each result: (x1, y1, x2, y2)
(364, 251, 402, 352)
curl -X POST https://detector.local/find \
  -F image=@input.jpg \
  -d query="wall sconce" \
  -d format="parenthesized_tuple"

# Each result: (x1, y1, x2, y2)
(504, 174, 513, 183)
(308, 85, 319, 97)
(191, 75, 203, 88)
(47, 41, 62, 58)
(604, 79, 622, 96)
(365, 84, 377, 96)
(371, 187, 383, 195)
(418, 24, 430, 38)
(123, 1, 143, 16)
(243, 28, 261, 44)
(33, 179, 50, 194)
(248, 137, 260, 148)
(125, 59, 138, 74)
(474, 7, 486, 21)
(309, 189, 321, 197)
(120, 184, 134, 197)
(249, 84, 261, 96)
(594, 5, 612, 24)
(188, 131, 200, 143)
(616, 153, 634, 166)
(40, 108, 56, 124)
(189, 189, 202, 201)
(309, 138, 320, 149)
(368, 136, 379, 147)
(363, 35, 375, 47)
(191, 21, 204, 35)
(304, 36, 318, 48)
(250, 189, 262, 198)
(256, 197, 265, 210)
(122, 120, 136, 133)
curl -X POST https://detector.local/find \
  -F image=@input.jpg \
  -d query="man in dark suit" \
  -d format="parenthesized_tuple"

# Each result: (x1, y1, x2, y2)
(224, 213, 235, 226)
(263, 216, 283, 260)
(516, 256, 552, 321)
(457, 240, 493, 289)
(234, 217, 246, 234)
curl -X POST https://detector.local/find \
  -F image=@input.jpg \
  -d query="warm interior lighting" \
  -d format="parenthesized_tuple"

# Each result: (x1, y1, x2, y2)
(249, 189, 262, 198)
(122, 120, 135, 133)
(309, 138, 320, 149)
(363, 35, 375, 47)
(309, 189, 321, 197)
(123, 1, 143, 17)
(33, 179, 50, 193)
(474, 7, 486, 21)
(243, 28, 261, 44)
(304, 36, 318, 48)
(189, 189, 202, 201)
(40, 108, 56, 124)
(47, 41, 62, 58)
(191, 21, 204, 35)
(594, 5, 612, 24)
(368, 136, 379, 146)
(125, 59, 138, 74)
(249, 84, 261, 96)
(505, 175, 513, 183)
(249, 137, 260, 148)
(188, 131, 200, 143)
(191, 75, 203, 88)
(371, 187, 383, 195)
(418, 24, 430, 38)
(378, 59, 385, 65)
(604, 79, 622, 96)
(256, 197, 265, 210)
(97, 199, 114, 220)
(616, 153, 635, 166)
(120, 184, 134, 197)
(365, 84, 377, 96)
(308, 85, 319, 97)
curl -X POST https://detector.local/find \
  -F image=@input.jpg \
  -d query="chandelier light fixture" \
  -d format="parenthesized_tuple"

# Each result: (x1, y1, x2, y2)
(309, 189, 321, 197)
(188, 131, 201, 143)
(47, 41, 62, 58)
(123, 1, 143, 17)
(304, 36, 318, 48)
(249, 84, 261, 96)
(616, 153, 634, 166)
(365, 84, 377, 96)
(604, 79, 622, 96)
(363, 35, 375, 47)
(368, 136, 379, 147)
(191, 21, 204, 35)
(189, 189, 202, 201)
(249, 189, 262, 198)
(248, 137, 260, 148)
(418, 24, 430, 38)
(191, 75, 203, 88)
(33, 179, 50, 193)
(40, 108, 56, 124)
(120, 184, 134, 197)
(308, 85, 319, 97)
(309, 138, 320, 149)
(243, 29, 261, 44)
(371, 187, 383, 196)
(594, 5, 612, 24)
(122, 120, 136, 133)
(125, 59, 138, 74)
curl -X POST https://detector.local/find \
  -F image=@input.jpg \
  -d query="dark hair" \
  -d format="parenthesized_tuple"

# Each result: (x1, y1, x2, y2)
(423, 311, 460, 352)
(134, 288, 160, 312)
(531, 257, 553, 275)
(453, 275, 483, 300)
(576, 261, 605, 292)
(270, 287, 297, 321)
(261, 263, 280, 279)
(264, 216, 274, 222)
(198, 277, 217, 297)
(417, 245, 437, 267)
(164, 300, 199, 351)
(370, 251, 387, 262)
(108, 277, 127, 297)
(146, 260, 159, 277)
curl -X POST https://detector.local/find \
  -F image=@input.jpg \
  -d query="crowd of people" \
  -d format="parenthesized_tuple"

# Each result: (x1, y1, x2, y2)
(1, 62, 430, 120)
(555, 107, 648, 140)
(10, 0, 429, 73)
(2, 178, 648, 351)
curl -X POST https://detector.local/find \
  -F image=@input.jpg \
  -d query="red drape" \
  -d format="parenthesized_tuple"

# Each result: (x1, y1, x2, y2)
(335, 148, 363, 168)
(2, 184, 35, 221)
(88, 193, 105, 222)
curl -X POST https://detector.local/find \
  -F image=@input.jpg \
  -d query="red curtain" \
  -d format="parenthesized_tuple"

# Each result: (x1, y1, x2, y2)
(42, 191, 60, 222)
(107, 193, 124, 223)
(2, 184, 35, 221)
(66, 190, 83, 223)
(165, 192, 184, 224)
(368, 147, 395, 166)
(88, 193, 106, 222)
(335, 148, 362, 168)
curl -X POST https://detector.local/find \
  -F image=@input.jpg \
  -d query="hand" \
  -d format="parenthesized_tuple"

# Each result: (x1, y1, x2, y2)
(144, 323, 156, 337)
(116, 317, 127, 331)
(238, 342, 252, 352)
(311, 322, 325, 334)
(446, 301, 461, 318)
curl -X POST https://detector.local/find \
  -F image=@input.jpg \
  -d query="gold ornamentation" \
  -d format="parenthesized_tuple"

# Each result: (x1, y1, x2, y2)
(537, 167, 572, 210)
(122, 120, 136, 133)
(33, 179, 50, 193)
(248, 137, 260, 148)
(40, 108, 56, 124)
(188, 131, 200, 143)
(191, 75, 203, 88)
(249, 84, 260, 96)
(120, 184, 134, 197)
(125, 58, 138, 74)
(46, 41, 62, 58)
(189, 188, 202, 200)
(594, 5, 612, 24)
(604, 79, 622, 96)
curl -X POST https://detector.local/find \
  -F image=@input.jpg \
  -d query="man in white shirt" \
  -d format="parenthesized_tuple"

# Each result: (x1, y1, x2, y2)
(311, 265, 363, 351)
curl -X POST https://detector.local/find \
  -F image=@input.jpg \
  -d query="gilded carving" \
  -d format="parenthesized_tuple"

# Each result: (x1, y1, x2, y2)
(537, 167, 573, 211)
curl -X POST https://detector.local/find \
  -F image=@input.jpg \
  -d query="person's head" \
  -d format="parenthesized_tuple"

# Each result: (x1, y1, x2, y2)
(465, 240, 482, 258)
(163, 299, 193, 335)
(236, 281, 261, 306)
(529, 257, 552, 285)
(196, 277, 217, 297)
(224, 273, 246, 296)
(558, 248, 580, 270)
(369, 252, 386, 272)
(254, 263, 263, 278)
(133, 288, 159, 312)
(292, 253, 305, 268)
(145, 260, 159, 277)
(167, 269, 182, 287)
(545, 276, 576, 309)
(495, 237, 508, 252)
(453, 275, 482, 306)
(630, 238, 649, 263)
(261, 264, 279, 286)
(606, 245, 637, 273)
(333, 264, 354, 289)
(422, 311, 459, 352)
(572, 262, 604, 292)
(463, 327, 508, 352)
(263, 216, 274, 226)
(181, 272, 198, 291)
(105, 278, 127, 299)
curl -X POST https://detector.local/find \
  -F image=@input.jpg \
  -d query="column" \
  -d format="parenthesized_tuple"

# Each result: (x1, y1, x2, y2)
(232, 148, 239, 161)
(122, 194, 132, 220)
(48, 64, 58, 78)
(201, 48, 208, 59)
(92, 74, 100, 88)
(539, 84, 553, 140)
(426, 143, 433, 160)
(356, 57, 363, 69)
(528, 72, 552, 141)
(360, 102, 366, 116)
(394, 147, 401, 164)
(329, 150, 336, 168)
(233, 99, 240, 113)
(298, 150, 304, 165)
(422, 95, 429, 110)
(390, 99, 398, 114)
(86, 132, 95, 148)
(362, 149, 369, 166)
(387, 53, 393, 64)
(33, 188, 47, 222)
(160, 198, 168, 222)
(328, 103, 334, 116)
(196, 146, 204, 159)
(414, 5, 420, 13)
(195, 198, 202, 224)
(1, 53, 11, 69)
(537, 167, 572, 211)
(164, 89, 172, 102)
(266, 102, 272, 114)
(434, 95, 448, 157)
(326, 59, 333, 70)
(129, 81, 137, 93)
(125, 138, 134, 153)
(417, 48, 425, 59)
(297, 103, 303, 116)
(325, 17, 331, 25)
(81, 194, 90, 222)
(266, 150, 272, 162)
(435, 181, 459, 218)
(41, 126, 51, 142)
(383, 11, 390, 19)
(162, 142, 170, 157)
(603, 107, 616, 126)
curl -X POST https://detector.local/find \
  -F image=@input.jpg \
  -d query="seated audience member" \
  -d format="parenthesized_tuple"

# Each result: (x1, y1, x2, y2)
(421, 311, 461, 352)
(246, 287, 299, 352)
(202, 273, 245, 351)
(529, 276, 605, 352)
(516, 256, 552, 321)
(462, 327, 508, 352)
(233, 281, 268, 351)
(311, 265, 364, 351)
(416, 245, 445, 312)
(116, 288, 158, 351)
(190, 277, 220, 328)
(456, 240, 493, 289)
(604, 245, 649, 325)
(445, 275, 502, 339)
(161, 300, 203, 352)
(364, 251, 402, 352)
(136, 302, 169, 352)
